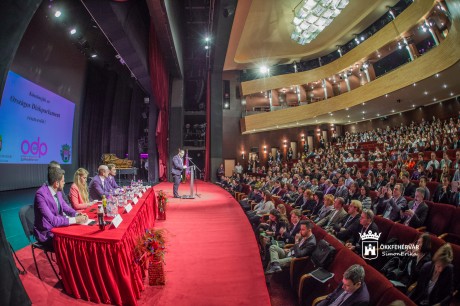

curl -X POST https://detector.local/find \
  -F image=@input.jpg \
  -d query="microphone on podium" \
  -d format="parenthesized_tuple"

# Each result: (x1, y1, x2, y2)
(186, 157, 193, 160)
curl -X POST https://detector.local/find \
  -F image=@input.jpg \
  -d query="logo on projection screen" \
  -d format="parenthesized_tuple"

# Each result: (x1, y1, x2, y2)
(60, 144, 71, 163)
(21, 137, 48, 161)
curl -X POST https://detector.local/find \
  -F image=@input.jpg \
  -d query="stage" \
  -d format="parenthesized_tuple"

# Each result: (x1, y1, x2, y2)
(14, 180, 270, 306)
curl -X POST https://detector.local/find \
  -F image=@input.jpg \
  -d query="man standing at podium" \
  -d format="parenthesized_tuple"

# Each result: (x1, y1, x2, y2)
(172, 149, 186, 198)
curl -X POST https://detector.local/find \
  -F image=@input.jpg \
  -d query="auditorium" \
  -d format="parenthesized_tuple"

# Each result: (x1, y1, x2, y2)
(0, 0, 459, 305)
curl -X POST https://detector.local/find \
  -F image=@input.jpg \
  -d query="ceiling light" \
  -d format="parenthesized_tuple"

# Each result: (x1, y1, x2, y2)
(377, 113, 380, 116)
(451, 92, 454, 96)
(205, 45, 209, 50)
(348, 120, 351, 123)
(91, 54, 97, 58)
(291, 0, 350, 45)
(362, 117, 365, 120)
(70, 28, 76, 35)
(54, 11, 62, 18)
(443, 84, 447, 88)
(362, 102, 365, 106)
(413, 83, 416, 86)
(424, 91, 428, 95)
(259, 66, 269, 75)
(385, 94, 389, 98)
(391, 110, 395, 112)
(412, 104, 416, 108)
(205, 36, 210, 42)
(362, 111, 365, 114)
(347, 115, 350, 118)
(435, 73, 440, 77)
(433, 98, 437, 101)
(345, 108, 349, 111)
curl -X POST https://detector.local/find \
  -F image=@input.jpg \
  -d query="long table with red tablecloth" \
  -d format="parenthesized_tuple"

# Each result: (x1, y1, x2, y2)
(51, 187, 157, 306)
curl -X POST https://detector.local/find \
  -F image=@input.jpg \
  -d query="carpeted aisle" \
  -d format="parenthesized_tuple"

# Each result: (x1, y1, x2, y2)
(15, 181, 271, 306)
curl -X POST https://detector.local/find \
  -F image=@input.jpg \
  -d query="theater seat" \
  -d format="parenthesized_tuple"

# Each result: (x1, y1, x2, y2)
(376, 286, 417, 306)
(420, 202, 455, 236)
(439, 207, 460, 245)
(298, 248, 365, 305)
(363, 265, 394, 305)
(373, 216, 394, 243)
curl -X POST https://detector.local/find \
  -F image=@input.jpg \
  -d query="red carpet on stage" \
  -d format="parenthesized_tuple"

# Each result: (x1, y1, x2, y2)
(15, 181, 271, 306)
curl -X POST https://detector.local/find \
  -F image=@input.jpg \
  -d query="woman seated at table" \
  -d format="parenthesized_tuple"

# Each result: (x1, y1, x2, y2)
(408, 243, 454, 305)
(70, 168, 92, 209)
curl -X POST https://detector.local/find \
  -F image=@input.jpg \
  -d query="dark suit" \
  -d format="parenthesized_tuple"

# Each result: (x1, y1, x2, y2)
(282, 222, 301, 244)
(291, 234, 317, 258)
(334, 185, 349, 201)
(34, 185, 77, 243)
(324, 185, 336, 195)
(171, 154, 184, 197)
(432, 185, 453, 204)
(335, 214, 360, 242)
(88, 175, 111, 201)
(409, 262, 454, 306)
(403, 182, 417, 198)
(317, 282, 369, 306)
(376, 196, 406, 222)
(402, 200, 429, 228)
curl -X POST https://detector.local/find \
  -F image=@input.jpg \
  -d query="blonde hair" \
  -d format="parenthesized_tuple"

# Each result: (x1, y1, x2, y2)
(324, 194, 334, 206)
(74, 168, 89, 203)
(277, 204, 287, 216)
(433, 243, 453, 266)
(350, 200, 363, 213)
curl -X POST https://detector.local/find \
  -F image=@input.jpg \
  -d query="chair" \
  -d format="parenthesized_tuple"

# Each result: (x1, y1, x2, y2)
(439, 207, 460, 244)
(373, 216, 394, 243)
(18, 205, 61, 281)
(376, 286, 417, 306)
(418, 202, 455, 236)
(299, 248, 366, 305)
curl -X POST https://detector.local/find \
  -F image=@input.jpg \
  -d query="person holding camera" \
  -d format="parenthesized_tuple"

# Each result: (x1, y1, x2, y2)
(375, 183, 407, 222)
(401, 188, 428, 228)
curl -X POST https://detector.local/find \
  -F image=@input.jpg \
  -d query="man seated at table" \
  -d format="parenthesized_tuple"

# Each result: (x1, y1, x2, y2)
(107, 163, 119, 191)
(89, 165, 112, 201)
(316, 264, 369, 306)
(265, 220, 316, 274)
(48, 160, 71, 204)
(34, 167, 87, 250)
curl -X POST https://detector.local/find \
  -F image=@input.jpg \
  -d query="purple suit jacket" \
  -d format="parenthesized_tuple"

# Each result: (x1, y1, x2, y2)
(88, 175, 111, 201)
(34, 185, 77, 242)
(107, 175, 119, 190)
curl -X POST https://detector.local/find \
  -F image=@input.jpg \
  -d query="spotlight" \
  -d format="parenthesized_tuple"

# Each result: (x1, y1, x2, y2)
(70, 28, 76, 35)
(55, 11, 62, 18)
(205, 45, 209, 50)
(91, 54, 97, 58)
(259, 66, 269, 74)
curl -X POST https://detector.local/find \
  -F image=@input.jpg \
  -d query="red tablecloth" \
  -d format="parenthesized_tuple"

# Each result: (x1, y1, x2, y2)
(52, 188, 157, 306)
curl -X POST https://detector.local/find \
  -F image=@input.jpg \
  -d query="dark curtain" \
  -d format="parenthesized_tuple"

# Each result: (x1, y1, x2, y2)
(204, 70, 211, 181)
(79, 63, 145, 175)
(0, 0, 41, 102)
(0, 215, 31, 306)
(149, 21, 169, 181)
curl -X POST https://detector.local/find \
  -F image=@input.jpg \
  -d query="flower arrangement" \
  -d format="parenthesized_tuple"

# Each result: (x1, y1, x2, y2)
(157, 190, 168, 213)
(135, 228, 166, 263)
